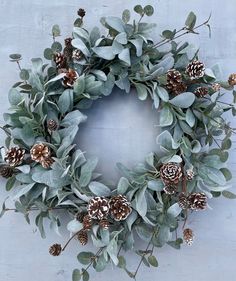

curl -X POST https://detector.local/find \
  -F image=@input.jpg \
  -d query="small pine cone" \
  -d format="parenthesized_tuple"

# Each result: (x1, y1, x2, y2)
(186, 169, 194, 180)
(73, 49, 83, 61)
(186, 60, 205, 79)
(160, 162, 182, 185)
(53, 52, 66, 69)
(228, 73, 236, 86)
(194, 87, 209, 98)
(0, 165, 14, 178)
(49, 243, 62, 256)
(5, 147, 25, 167)
(62, 69, 78, 88)
(183, 228, 194, 245)
(76, 212, 86, 223)
(178, 193, 189, 209)
(99, 219, 110, 230)
(77, 8, 86, 18)
(47, 119, 58, 131)
(77, 230, 88, 245)
(109, 195, 132, 221)
(212, 83, 221, 92)
(163, 185, 177, 195)
(166, 69, 187, 95)
(63, 38, 73, 61)
(30, 143, 51, 163)
(87, 197, 110, 220)
(188, 192, 207, 210)
(83, 214, 93, 230)
(41, 157, 54, 169)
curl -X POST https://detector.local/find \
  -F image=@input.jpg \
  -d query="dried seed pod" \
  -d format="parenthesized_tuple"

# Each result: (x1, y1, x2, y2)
(77, 8, 86, 18)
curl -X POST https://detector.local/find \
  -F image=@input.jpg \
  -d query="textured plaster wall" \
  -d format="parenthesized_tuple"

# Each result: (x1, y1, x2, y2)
(0, 1, 236, 281)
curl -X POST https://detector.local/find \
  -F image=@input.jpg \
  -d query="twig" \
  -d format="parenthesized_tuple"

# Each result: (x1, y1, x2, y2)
(182, 210, 188, 229)
(62, 231, 80, 251)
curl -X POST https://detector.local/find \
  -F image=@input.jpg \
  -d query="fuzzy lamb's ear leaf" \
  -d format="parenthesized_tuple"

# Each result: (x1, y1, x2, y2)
(185, 11, 197, 30)
(169, 92, 195, 108)
(88, 181, 111, 197)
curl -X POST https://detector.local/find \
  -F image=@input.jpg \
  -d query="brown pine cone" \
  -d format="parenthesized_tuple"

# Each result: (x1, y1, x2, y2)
(183, 228, 194, 245)
(163, 185, 177, 195)
(53, 52, 66, 69)
(62, 69, 78, 88)
(5, 147, 25, 167)
(194, 87, 208, 97)
(76, 212, 86, 223)
(186, 169, 194, 181)
(77, 8, 86, 18)
(47, 119, 58, 131)
(49, 243, 62, 256)
(83, 214, 93, 230)
(212, 83, 221, 92)
(186, 60, 205, 79)
(77, 230, 88, 245)
(30, 143, 53, 168)
(73, 49, 83, 61)
(188, 192, 207, 210)
(228, 73, 236, 86)
(87, 197, 110, 220)
(166, 69, 187, 95)
(178, 193, 189, 209)
(160, 163, 182, 185)
(63, 38, 73, 61)
(109, 195, 132, 221)
(99, 219, 110, 229)
(0, 165, 14, 178)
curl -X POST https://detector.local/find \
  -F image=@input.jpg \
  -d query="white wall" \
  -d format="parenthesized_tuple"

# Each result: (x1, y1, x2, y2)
(0, 1, 236, 281)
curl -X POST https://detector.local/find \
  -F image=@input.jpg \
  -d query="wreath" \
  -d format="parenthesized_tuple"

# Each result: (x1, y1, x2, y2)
(1, 5, 236, 281)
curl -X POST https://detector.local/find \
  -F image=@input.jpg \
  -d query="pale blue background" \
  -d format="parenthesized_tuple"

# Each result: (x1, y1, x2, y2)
(0, 1, 236, 280)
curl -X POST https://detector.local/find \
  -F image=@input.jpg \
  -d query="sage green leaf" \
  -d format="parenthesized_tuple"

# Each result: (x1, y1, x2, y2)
(20, 69, 29, 80)
(157, 130, 180, 150)
(144, 5, 154, 16)
(167, 203, 182, 217)
(148, 255, 158, 267)
(186, 108, 195, 127)
(135, 186, 147, 217)
(73, 27, 90, 41)
(79, 158, 98, 187)
(72, 38, 91, 57)
(93, 46, 115, 60)
(122, 9, 130, 23)
(51, 41, 62, 52)
(105, 16, 125, 32)
(118, 256, 126, 268)
(126, 210, 137, 231)
(107, 237, 119, 265)
(115, 32, 127, 44)
(67, 219, 83, 233)
(95, 255, 107, 272)
(135, 223, 153, 241)
(77, 252, 94, 265)
(45, 72, 66, 85)
(74, 75, 85, 95)
(134, 5, 143, 15)
(82, 270, 89, 281)
(9, 53, 22, 61)
(90, 27, 101, 46)
(135, 83, 148, 100)
(58, 89, 73, 114)
(72, 269, 81, 281)
(222, 190, 236, 199)
(156, 86, 169, 101)
(117, 177, 129, 194)
(88, 181, 111, 196)
(185, 12, 197, 30)
(8, 88, 22, 105)
(169, 92, 195, 108)
(129, 39, 143, 57)
(157, 56, 174, 72)
(147, 180, 164, 191)
(220, 168, 232, 181)
(60, 110, 87, 127)
(52, 24, 60, 37)
(118, 48, 131, 66)
(11, 183, 35, 200)
(160, 105, 173, 127)
(44, 48, 53, 60)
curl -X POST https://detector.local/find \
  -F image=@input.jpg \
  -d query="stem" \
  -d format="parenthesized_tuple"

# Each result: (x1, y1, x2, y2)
(16, 60, 22, 71)
(62, 231, 80, 251)
(182, 210, 188, 229)
(4, 206, 68, 212)
(82, 248, 103, 275)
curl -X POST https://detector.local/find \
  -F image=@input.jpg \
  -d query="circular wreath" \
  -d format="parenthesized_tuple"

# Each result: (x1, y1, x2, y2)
(1, 5, 236, 281)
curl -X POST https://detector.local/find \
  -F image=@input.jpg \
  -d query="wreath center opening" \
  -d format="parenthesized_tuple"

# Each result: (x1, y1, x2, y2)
(77, 87, 160, 183)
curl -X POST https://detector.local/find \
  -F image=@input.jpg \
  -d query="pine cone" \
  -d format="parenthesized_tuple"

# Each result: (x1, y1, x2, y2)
(77, 8, 86, 18)
(0, 165, 14, 178)
(47, 119, 58, 131)
(77, 230, 88, 245)
(73, 49, 83, 61)
(212, 83, 221, 92)
(186, 169, 194, 181)
(188, 192, 207, 210)
(166, 69, 187, 95)
(83, 214, 93, 230)
(163, 185, 177, 195)
(183, 228, 194, 245)
(76, 212, 86, 223)
(186, 60, 205, 79)
(109, 195, 132, 221)
(228, 73, 236, 86)
(87, 197, 110, 220)
(62, 69, 78, 88)
(53, 52, 66, 69)
(5, 147, 25, 167)
(178, 193, 189, 209)
(160, 163, 182, 185)
(49, 243, 62, 256)
(30, 143, 53, 168)
(63, 38, 73, 61)
(99, 219, 110, 230)
(194, 87, 208, 97)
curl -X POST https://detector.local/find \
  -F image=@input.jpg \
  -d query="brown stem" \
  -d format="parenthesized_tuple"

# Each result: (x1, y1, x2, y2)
(16, 60, 22, 71)
(182, 210, 188, 229)
(181, 163, 187, 193)
(82, 248, 103, 275)
(62, 231, 80, 251)
(203, 96, 234, 107)
(4, 206, 68, 212)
